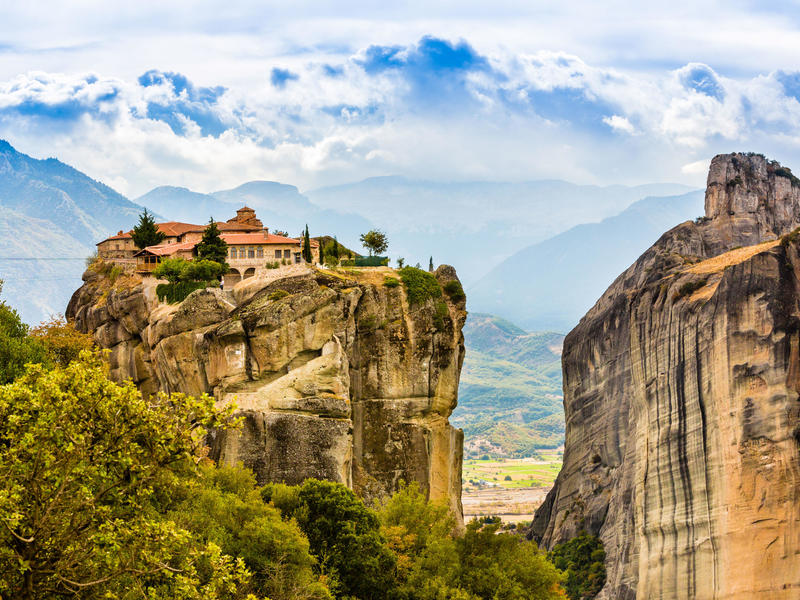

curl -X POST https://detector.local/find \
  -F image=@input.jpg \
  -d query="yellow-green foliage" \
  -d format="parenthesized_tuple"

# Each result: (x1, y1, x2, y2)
(672, 278, 708, 301)
(383, 276, 400, 288)
(0, 353, 253, 599)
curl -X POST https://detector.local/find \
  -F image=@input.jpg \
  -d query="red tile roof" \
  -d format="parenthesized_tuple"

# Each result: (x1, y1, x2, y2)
(222, 232, 305, 245)
(98, 220, 262, 245)
(133, 241, 196, 257)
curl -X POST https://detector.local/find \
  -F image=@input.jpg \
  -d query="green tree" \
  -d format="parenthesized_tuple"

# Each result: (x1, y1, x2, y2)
(302, 225, 313, 263)
(379, 482, 467, 600)
(196, 219, 230, 268)
(264, 479, 397, 599)
(0, 353, 254, 599)
(332, 237, 341, 260)
(457, 520, 564, 600)
(359, 230, 388, 256)
(173, 465, 331, 600)
(131, 208, 166, 249)
(397, 258, 405, 269)
(0, 281, 47, 384)
(153, 257, 190, 283)
(429, 257, 434, 272)
(548, 532, 606, 600)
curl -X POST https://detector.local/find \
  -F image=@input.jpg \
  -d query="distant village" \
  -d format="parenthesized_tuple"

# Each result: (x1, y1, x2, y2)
(97, 206, 324, 288)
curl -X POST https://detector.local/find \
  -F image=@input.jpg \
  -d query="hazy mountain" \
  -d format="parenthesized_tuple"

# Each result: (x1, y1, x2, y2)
(306, 177, 695, 283)
(0, 140, 145, 324)
(454, 313, 565, 458)
(467, 190, 705, 332)
(136, 182, 371, 240)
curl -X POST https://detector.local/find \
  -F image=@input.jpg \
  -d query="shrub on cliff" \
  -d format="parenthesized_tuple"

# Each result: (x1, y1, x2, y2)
(399, 267, 442, 305)
(0, 353, 256, 599)
(548, 532, 606, 600)
(154, 258, 225, 303)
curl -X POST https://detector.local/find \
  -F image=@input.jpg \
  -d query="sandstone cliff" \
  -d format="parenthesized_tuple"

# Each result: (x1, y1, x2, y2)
(530, 153, 800, 599)
(67, 265, 466, 520)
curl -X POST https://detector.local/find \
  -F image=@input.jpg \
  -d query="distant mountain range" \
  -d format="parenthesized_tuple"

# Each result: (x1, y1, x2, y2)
(0, 138, 699, 331)
(306, 177, 694, 284)
(453, 313, 565, 458)
(467, 190, 706, 333)
(0, 141, 144, 324)
(134, 183, 372, 244)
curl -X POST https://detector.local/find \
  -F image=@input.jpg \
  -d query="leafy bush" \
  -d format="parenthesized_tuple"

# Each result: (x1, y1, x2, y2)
(29, 317, 95, 368)
(383, 276, 400, 288)
(354, 256, 389, 267)
(340, 259, 356, 267)
(399, 267, 442, 305)
(265, 260, 281, 269)
(774, 167, 800, 187)
(156, 280, 215, 304)
(443, 279, 465, 302)
(0, 292, 47, 384)
(324, 254, 339, 267)
(672, 278, 708, 301)
(433, 300, 449, 330)
(781, 227, 800, 247)
(548, 532, 606, 600)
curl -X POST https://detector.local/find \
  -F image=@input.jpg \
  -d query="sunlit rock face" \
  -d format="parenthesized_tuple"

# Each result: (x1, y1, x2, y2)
(530, 153, 800, 599)
(67, 266, 466, 522)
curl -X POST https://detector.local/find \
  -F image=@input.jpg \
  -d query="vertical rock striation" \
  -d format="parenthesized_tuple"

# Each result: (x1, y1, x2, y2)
(67, 266, 466, 520)
(530, 153, 800, 599)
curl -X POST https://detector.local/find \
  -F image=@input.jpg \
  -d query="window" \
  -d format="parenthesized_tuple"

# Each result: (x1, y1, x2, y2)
(257, 247, 263, 258)
(248, 247, 255, 258)
(230, 248, 237, 258)
(283, 249, 291, 258)
(275, 249, 281, 258)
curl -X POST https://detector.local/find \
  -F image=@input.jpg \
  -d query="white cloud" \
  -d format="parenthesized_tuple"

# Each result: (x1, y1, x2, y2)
(603, 115, 635, 134)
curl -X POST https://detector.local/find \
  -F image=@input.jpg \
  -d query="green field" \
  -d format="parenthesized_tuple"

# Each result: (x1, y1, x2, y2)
(463, 452, 563, 490)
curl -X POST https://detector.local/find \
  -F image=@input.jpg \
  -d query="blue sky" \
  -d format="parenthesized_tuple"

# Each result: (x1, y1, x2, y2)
(1, 1, 800, 196)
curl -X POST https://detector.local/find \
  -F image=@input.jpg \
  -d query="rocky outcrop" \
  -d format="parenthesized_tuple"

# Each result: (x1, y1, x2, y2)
(67, 266, 466, 520)
(530, 153, 800, 599)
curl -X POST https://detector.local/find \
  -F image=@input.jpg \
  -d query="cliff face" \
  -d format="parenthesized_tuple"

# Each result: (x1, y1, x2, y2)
(530, 153, 800, 599)
(67, 266, 466, 519)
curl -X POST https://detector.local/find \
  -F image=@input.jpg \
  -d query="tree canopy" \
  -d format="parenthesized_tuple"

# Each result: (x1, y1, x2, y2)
(196, 219, 230, 267)
(0, 353, 253, 599)
(359, 229, 388, 256)
(131, 208, 166, 249)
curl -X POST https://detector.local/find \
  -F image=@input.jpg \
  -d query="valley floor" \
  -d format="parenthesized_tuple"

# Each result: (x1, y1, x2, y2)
(461, 452, 562, 524)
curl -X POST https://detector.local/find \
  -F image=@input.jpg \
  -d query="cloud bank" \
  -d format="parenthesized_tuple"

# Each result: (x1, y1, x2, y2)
(2, 33, 800, 195)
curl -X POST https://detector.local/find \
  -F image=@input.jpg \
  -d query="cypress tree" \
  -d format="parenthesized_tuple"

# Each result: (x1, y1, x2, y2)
(302, 225, 313, 263)
(333, 236, 340, 260)
(429, 256, 434, 272)
(131, 208, 165, 249)
(196, 219, 229, 270)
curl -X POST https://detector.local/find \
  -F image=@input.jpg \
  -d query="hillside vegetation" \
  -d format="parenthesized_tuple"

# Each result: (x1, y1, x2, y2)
(454, 313, 565, 458)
